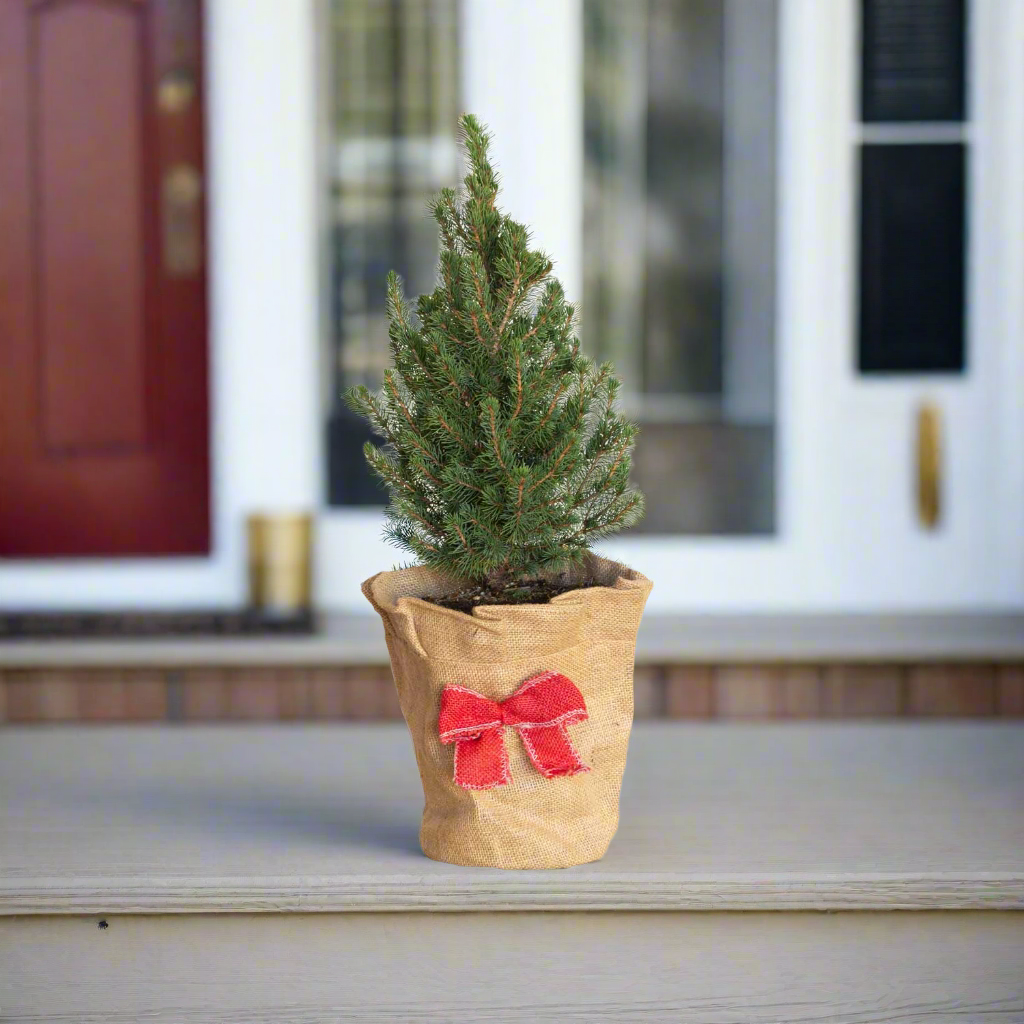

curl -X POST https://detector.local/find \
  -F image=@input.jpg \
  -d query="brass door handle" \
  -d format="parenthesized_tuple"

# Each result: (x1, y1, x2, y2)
(916, 401, 941, 529)
(162, 164, 203, 276)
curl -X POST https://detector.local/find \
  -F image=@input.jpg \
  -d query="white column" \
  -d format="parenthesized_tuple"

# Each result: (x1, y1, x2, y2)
(460, 0, 583, 306)
(211, 0, 322, 515)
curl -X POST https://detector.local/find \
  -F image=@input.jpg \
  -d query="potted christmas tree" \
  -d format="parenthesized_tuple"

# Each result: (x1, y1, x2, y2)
(351, 115, 652, 869)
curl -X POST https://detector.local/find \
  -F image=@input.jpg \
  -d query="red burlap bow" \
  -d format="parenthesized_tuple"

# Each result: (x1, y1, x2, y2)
(438, 671, 590, 790)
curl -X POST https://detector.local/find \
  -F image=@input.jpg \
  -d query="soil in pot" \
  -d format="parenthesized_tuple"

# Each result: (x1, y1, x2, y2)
(422, 576, 601, 614)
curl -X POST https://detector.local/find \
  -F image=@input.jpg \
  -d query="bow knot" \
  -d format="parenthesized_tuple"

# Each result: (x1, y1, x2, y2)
(439, 671, 590, 790)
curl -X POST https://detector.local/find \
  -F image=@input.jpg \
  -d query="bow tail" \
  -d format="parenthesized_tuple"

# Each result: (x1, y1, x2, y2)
(517, 721, 590, 779)
(452, 727, 510, 790)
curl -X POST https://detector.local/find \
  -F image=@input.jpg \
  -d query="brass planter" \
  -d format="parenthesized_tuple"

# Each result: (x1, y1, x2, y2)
(246, 513, 313, 616)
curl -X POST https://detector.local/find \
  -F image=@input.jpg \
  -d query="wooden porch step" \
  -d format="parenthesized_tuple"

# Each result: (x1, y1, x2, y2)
(2, 723, 1022, 1021)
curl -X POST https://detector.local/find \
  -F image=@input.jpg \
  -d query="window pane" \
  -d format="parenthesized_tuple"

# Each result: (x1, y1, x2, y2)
(327, 0, 459, 505)
(583, 0, 778, 534)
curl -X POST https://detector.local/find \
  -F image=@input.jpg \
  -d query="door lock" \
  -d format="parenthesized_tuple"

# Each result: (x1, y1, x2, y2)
(162, 164, 203, 276)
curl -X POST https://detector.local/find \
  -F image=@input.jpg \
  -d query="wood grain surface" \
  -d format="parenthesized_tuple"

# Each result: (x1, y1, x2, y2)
(2, 912, 1021, 1023)
(1, 723, 1022, 914)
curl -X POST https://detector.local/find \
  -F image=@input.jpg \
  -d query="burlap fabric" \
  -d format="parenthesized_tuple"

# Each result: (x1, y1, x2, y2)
(362, 553, 653, 869)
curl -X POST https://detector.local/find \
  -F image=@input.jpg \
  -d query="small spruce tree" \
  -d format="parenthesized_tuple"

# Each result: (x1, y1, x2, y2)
(346, 115, 644, 595)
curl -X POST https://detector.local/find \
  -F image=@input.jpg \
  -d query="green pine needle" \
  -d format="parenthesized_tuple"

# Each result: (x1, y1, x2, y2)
(344, 114, 645, 588)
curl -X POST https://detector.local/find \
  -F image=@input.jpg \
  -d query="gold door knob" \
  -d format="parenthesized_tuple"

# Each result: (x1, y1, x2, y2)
(915, 401, 941, 529)
(158, 67, 196, 115)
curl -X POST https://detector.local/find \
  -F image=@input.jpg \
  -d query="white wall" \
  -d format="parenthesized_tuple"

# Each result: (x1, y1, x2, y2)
(0, 0, 321, 610)
(3, 0, 1021, 615)
(318, 0, 1024, 614)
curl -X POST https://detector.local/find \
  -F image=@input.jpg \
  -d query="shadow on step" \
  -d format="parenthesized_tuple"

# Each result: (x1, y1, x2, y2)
(44, 779, 422, 855)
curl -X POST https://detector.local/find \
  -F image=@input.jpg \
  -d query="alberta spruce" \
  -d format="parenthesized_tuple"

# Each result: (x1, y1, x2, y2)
(346, 115, 644, 602)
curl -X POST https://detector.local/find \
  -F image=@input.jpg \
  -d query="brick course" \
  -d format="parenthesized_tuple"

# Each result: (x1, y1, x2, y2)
(0, 662, 1020, 724)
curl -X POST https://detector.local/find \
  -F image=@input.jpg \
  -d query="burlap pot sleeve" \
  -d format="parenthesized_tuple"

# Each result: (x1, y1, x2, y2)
(362, 553, 653, 869)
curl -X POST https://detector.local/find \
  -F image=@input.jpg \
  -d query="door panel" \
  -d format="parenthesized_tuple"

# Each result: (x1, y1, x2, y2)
(38, 0, 148, 452)
(0, 0, 209, 557)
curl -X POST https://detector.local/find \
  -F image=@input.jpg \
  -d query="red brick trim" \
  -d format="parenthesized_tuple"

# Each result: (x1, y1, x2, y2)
(0, 662, 1020, 724)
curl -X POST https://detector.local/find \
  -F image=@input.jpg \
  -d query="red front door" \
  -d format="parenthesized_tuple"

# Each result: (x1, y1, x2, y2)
(0, 0, 210, 557)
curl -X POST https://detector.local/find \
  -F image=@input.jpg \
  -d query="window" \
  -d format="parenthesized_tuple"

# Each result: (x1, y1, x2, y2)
(857, 0, 968, 374)
(583, 0, 779, 533)
(325, 0, 779, 534)
(326, 0, 459, 505)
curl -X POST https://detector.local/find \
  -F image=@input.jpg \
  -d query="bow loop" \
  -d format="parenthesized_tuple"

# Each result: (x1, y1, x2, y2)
(438, 672, 590, 789)
(438, 687, 502, 742)
(499, 670, 589, 728)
